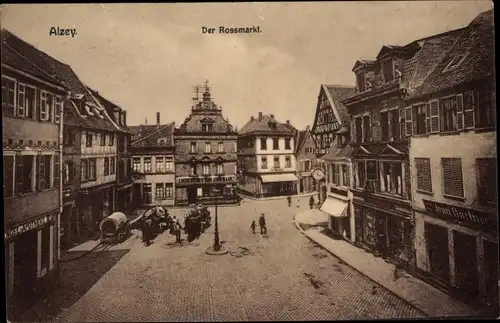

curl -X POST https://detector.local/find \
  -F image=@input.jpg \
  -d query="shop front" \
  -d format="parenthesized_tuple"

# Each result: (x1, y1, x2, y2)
(5, 212, 59, 318)
(414, 199, 498, 312)
(321, 194, 352, 241)
(176, 175, 238, 205)
(259, 173, 298, 197)
(79, 183, 115, 236)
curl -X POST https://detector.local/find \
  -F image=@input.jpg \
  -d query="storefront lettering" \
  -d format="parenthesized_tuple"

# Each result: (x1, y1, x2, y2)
(5, 216, 49, 240)
(423, 199, 491, 226)
(177, 175, 236, 184)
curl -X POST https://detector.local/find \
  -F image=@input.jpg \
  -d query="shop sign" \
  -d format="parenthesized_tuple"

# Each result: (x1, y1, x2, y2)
(5, 215, 52, 240)
(177, 175, 236, 184)
(422, 199, 493, 226)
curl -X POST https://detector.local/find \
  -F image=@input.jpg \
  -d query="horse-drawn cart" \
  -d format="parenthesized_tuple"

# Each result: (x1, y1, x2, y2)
(184, 204, 212, 241)
(100, 212, 131, 243)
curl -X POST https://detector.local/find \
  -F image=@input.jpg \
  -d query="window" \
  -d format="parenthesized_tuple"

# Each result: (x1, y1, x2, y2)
(332, 164, 339, 185)
(415, 158, 432, 192)
(37, 155, 52, 190)
(273, 156, 280, 169)
(86, 133, 93, 147)
(40, 91, 49, 121)
(442, 158, 464, 198)
(342, 164, 350, 187)
(16, 155, 35, 194)
(63, 128, 74, 146)
(132, 158, 141, 173)
(104, 157, 110, 176)
(109, 134, 115, 146)
(285, 138, 291, 150)
(143, 183, 152, 202)
(390, 109, 400, 139)
(110, 157, 115, 175)
(165, 184, 174, 198)
(381, 111, 389, 141)
(285, 156, 291, 168)
(442, 53, 468, 72)
(355, 117, 362, 143)
(476, 85, 495, 128)
(272, 138, 279, 150)
(382, 59, 394, 82)
(17, 84, 26, 117)
(190, 164, 197, 176)
(155, 183, 165, 199)
(205, 142, 212, 153)
(356, 72, 365, 92)
(202, 164, 210, 175)
(216, 163, 223, 174)
(202, 124, 213, 132)
(380, 162, 403, 196)
(165, 157, 173, 172)
(87, 159, 96, 181)
(217, 142, 224, 153)
(440, 96, 458, 132)
(260, 138, 267, 150)
(3, 156, 14, 198)
(143, 157, 152, 173)
(54, 96, 62, 123)
(356, 161, 365, 189)
(261, 157, 268, 169)
(100, 133, 106, 146)
(63, 161, 73, 185)
(463, 91, 475, 129)
(81, 159, 88, 182)
(305, 160, 311, 171)
(41, 226, 51, 274)
(477, 158, 496, 205)
(2, 77, 16, 116)
(190, 142, 197, 153)
(362, 115, 371, 142)
(414, 104, 427, 135)
(156, 157, 164, 173)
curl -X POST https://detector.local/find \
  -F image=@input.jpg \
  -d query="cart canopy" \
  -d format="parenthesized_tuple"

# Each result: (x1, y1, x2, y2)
(100, 212, 129, 233)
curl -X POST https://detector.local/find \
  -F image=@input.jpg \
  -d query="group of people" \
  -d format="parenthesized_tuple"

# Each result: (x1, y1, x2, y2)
(140, 214, 183, 246)
(250, 213, 267, 235)
(286, 195, 317, 209)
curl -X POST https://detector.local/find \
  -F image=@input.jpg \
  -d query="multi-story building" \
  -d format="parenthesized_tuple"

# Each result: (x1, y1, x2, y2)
(341, 26, 464, 270)
(2, 29, 68, 317)
(406, 10, 497, 313)
(130, 113, 175, 207)
(294, 126, 319, 195)
(174, 85, 238, 205)
(238, 113, 297, 198)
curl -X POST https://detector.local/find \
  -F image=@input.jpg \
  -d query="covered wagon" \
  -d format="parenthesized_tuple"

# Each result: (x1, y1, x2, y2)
(100, 212, 131, 243)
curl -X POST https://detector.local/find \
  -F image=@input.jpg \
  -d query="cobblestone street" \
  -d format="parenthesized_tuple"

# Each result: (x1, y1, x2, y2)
(50, 197, 426, 322)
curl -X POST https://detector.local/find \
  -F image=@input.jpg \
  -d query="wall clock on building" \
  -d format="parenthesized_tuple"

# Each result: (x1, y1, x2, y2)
(312, 168, 325, 180)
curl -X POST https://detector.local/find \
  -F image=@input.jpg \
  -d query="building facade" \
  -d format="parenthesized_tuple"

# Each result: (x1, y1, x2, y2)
(2, 29, 67, 317)
(130, 114, 175, 207)
(406, 10, 497, 313)
(238, 113, 297, 198)
(174, 86, 238, 205)
(342, 27, 464, 270)
(295, 126, 320, 195)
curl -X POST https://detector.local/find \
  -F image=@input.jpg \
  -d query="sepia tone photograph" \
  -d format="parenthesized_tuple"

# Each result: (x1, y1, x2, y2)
(1, 1, 497, 322)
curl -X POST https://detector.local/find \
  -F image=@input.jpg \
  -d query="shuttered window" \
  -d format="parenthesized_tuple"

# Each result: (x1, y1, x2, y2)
(2, 77, 16, 116)
(53, 154, 60, 188)
(463, 91, 475, 129)
(442, 158, 464, 198)
(415, 158, 432, 192)
(477, 158, 496, 205)
(456, 94, 464, 130)
(38, 155, 51, 190)
(429, 100, 440, 133)
(475, 85, 495, 129)
(405, 106, 413, 136)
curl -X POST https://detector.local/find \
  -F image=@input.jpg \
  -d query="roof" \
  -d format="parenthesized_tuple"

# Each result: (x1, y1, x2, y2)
(87, 87, 134, 134)
(409, 9, 494, 99)
(321, 140, 353, 161)
(130, 123, 175, 148)
(2, 29, 120, 132)
(239, 114, 296, 136)
(323, 85, 356, 126)
(295, 130, 308, 153)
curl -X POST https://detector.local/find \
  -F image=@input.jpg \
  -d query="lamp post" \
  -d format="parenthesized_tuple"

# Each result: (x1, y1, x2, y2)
(205, 187, 228, 255)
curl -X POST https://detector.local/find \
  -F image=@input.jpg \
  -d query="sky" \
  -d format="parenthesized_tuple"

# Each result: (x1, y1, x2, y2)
(1, 2, 493, 130)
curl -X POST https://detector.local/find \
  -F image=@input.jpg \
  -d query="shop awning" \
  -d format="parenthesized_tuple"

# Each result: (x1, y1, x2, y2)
(260, 173, 298, 183)
(320, 198, 348, 218)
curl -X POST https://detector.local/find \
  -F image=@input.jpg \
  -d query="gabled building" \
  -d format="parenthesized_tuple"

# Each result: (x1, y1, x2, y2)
(2, 29, 68, 317)
(238, 113, 297, 198)
(294, 126, 320, 195)
(174, 84, 238, 205)
(405, 10, 497, 313)
(130, 114, 175, 207)
(341, 26, 464, 270)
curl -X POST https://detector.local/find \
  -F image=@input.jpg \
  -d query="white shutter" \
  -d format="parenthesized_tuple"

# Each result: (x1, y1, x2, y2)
(405, 106, 413, 136)
(456, 94, 463, 130)
(429, 100, 440, 133)
(425, 103, 431, 134)
(463, 91, 475, 129)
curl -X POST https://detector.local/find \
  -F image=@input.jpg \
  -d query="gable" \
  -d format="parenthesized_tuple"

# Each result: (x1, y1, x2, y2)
(297, 130, 317, 156)
(312, 86, 337, 134)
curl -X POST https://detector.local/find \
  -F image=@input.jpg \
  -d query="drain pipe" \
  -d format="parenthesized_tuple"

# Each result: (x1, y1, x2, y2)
(58, 91, 71, 261)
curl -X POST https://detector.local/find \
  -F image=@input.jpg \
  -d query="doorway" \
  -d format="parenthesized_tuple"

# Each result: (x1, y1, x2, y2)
(453, 231, 479, 302)
(375, 214, 388, 257)
(425, 222, 450, 284)
(187, 187, 197, 204)
(13, 231, 38, 308)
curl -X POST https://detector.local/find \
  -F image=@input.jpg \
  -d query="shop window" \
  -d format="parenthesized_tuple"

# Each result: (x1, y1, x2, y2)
(415, 158, 432, 192)
(260, 137, 267, 150)
(363, 210, 376, 247)
(41, 226, 51, 275)
(104, 157, 110, 176)
(3, 156, 14, 198)
(285, 156, 291, 168)
(37, 155, 52, 190)
(143, 157, 152, 173)
(380, 161, 403, 196)
(477, 158, 497, 205)
(261, 157, 268, 169)
(424, 222, 450, 283)
(442, 158, 464, 198)
(155, 183, 165, 199)
(132, 158, 141, 173)
(156, 157, 164, 173)
(272, 138, 279, 150)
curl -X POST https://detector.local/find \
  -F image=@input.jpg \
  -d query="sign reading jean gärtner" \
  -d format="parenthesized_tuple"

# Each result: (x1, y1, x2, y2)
(422, 199, 495, 228)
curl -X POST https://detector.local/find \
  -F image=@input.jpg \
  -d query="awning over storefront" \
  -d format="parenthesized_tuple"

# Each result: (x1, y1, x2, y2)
(320, 198, 348, 218)
(260, 173, 298, 183)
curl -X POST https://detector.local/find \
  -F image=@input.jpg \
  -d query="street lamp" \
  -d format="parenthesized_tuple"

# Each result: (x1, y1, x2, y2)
(205, 187, 229, 255)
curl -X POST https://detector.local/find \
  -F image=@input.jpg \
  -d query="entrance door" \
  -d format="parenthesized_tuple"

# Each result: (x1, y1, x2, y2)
(375, 214, 388, 257)
(483, 240, 499, 308)
(425, 222, 450, 284)
(454, 231, 479, 301)
(13, 231, 38, 308)
(187, 187, 197, 204)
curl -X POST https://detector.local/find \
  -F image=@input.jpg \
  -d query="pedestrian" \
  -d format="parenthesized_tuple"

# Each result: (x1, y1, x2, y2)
(259, 213, 267, 235)
(296, 199, 300, 208)
(287, 195, 292, 207)
(250, 220, 256, 234)
(175, 220, 182, 244)
(143, 218, 152, 246)
(309, 196, 315, 209)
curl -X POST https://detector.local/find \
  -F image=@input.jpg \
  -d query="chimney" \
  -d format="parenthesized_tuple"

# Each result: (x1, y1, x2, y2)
(270, 114, 275, 119)
(305, 125, 310, 130)
(286, 120, 290, 125)
(250, 116, 255, 121)
(156, 112, 160, 125)
(258, 112, 263, 120)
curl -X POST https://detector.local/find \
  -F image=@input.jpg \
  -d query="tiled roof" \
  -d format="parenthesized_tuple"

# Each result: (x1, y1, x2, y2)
(322, 140, 353, 161)
(239, 114, 296, 135)
(87, 87, 134, 134)
(409, 9, 494, 99)
(323, 85, 356, 126)
(130, 123, 175, 148)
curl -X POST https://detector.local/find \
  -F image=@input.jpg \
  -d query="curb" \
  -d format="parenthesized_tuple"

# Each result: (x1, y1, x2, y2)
(293, 214, 430, 317)
(239, 193, 317, 201)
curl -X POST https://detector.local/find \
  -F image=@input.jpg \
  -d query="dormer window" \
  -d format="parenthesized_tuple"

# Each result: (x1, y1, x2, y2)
(356, 72, 365, 92)
(338, 134, 347, 147)
(382, 59, 394, 82)
(442, 52, 469, 73)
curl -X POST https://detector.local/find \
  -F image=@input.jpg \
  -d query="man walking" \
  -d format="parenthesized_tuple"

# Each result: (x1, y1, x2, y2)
(259, 213, 267, 235)
(309, 195, 315, 209)
(287, 195, 292, 207)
